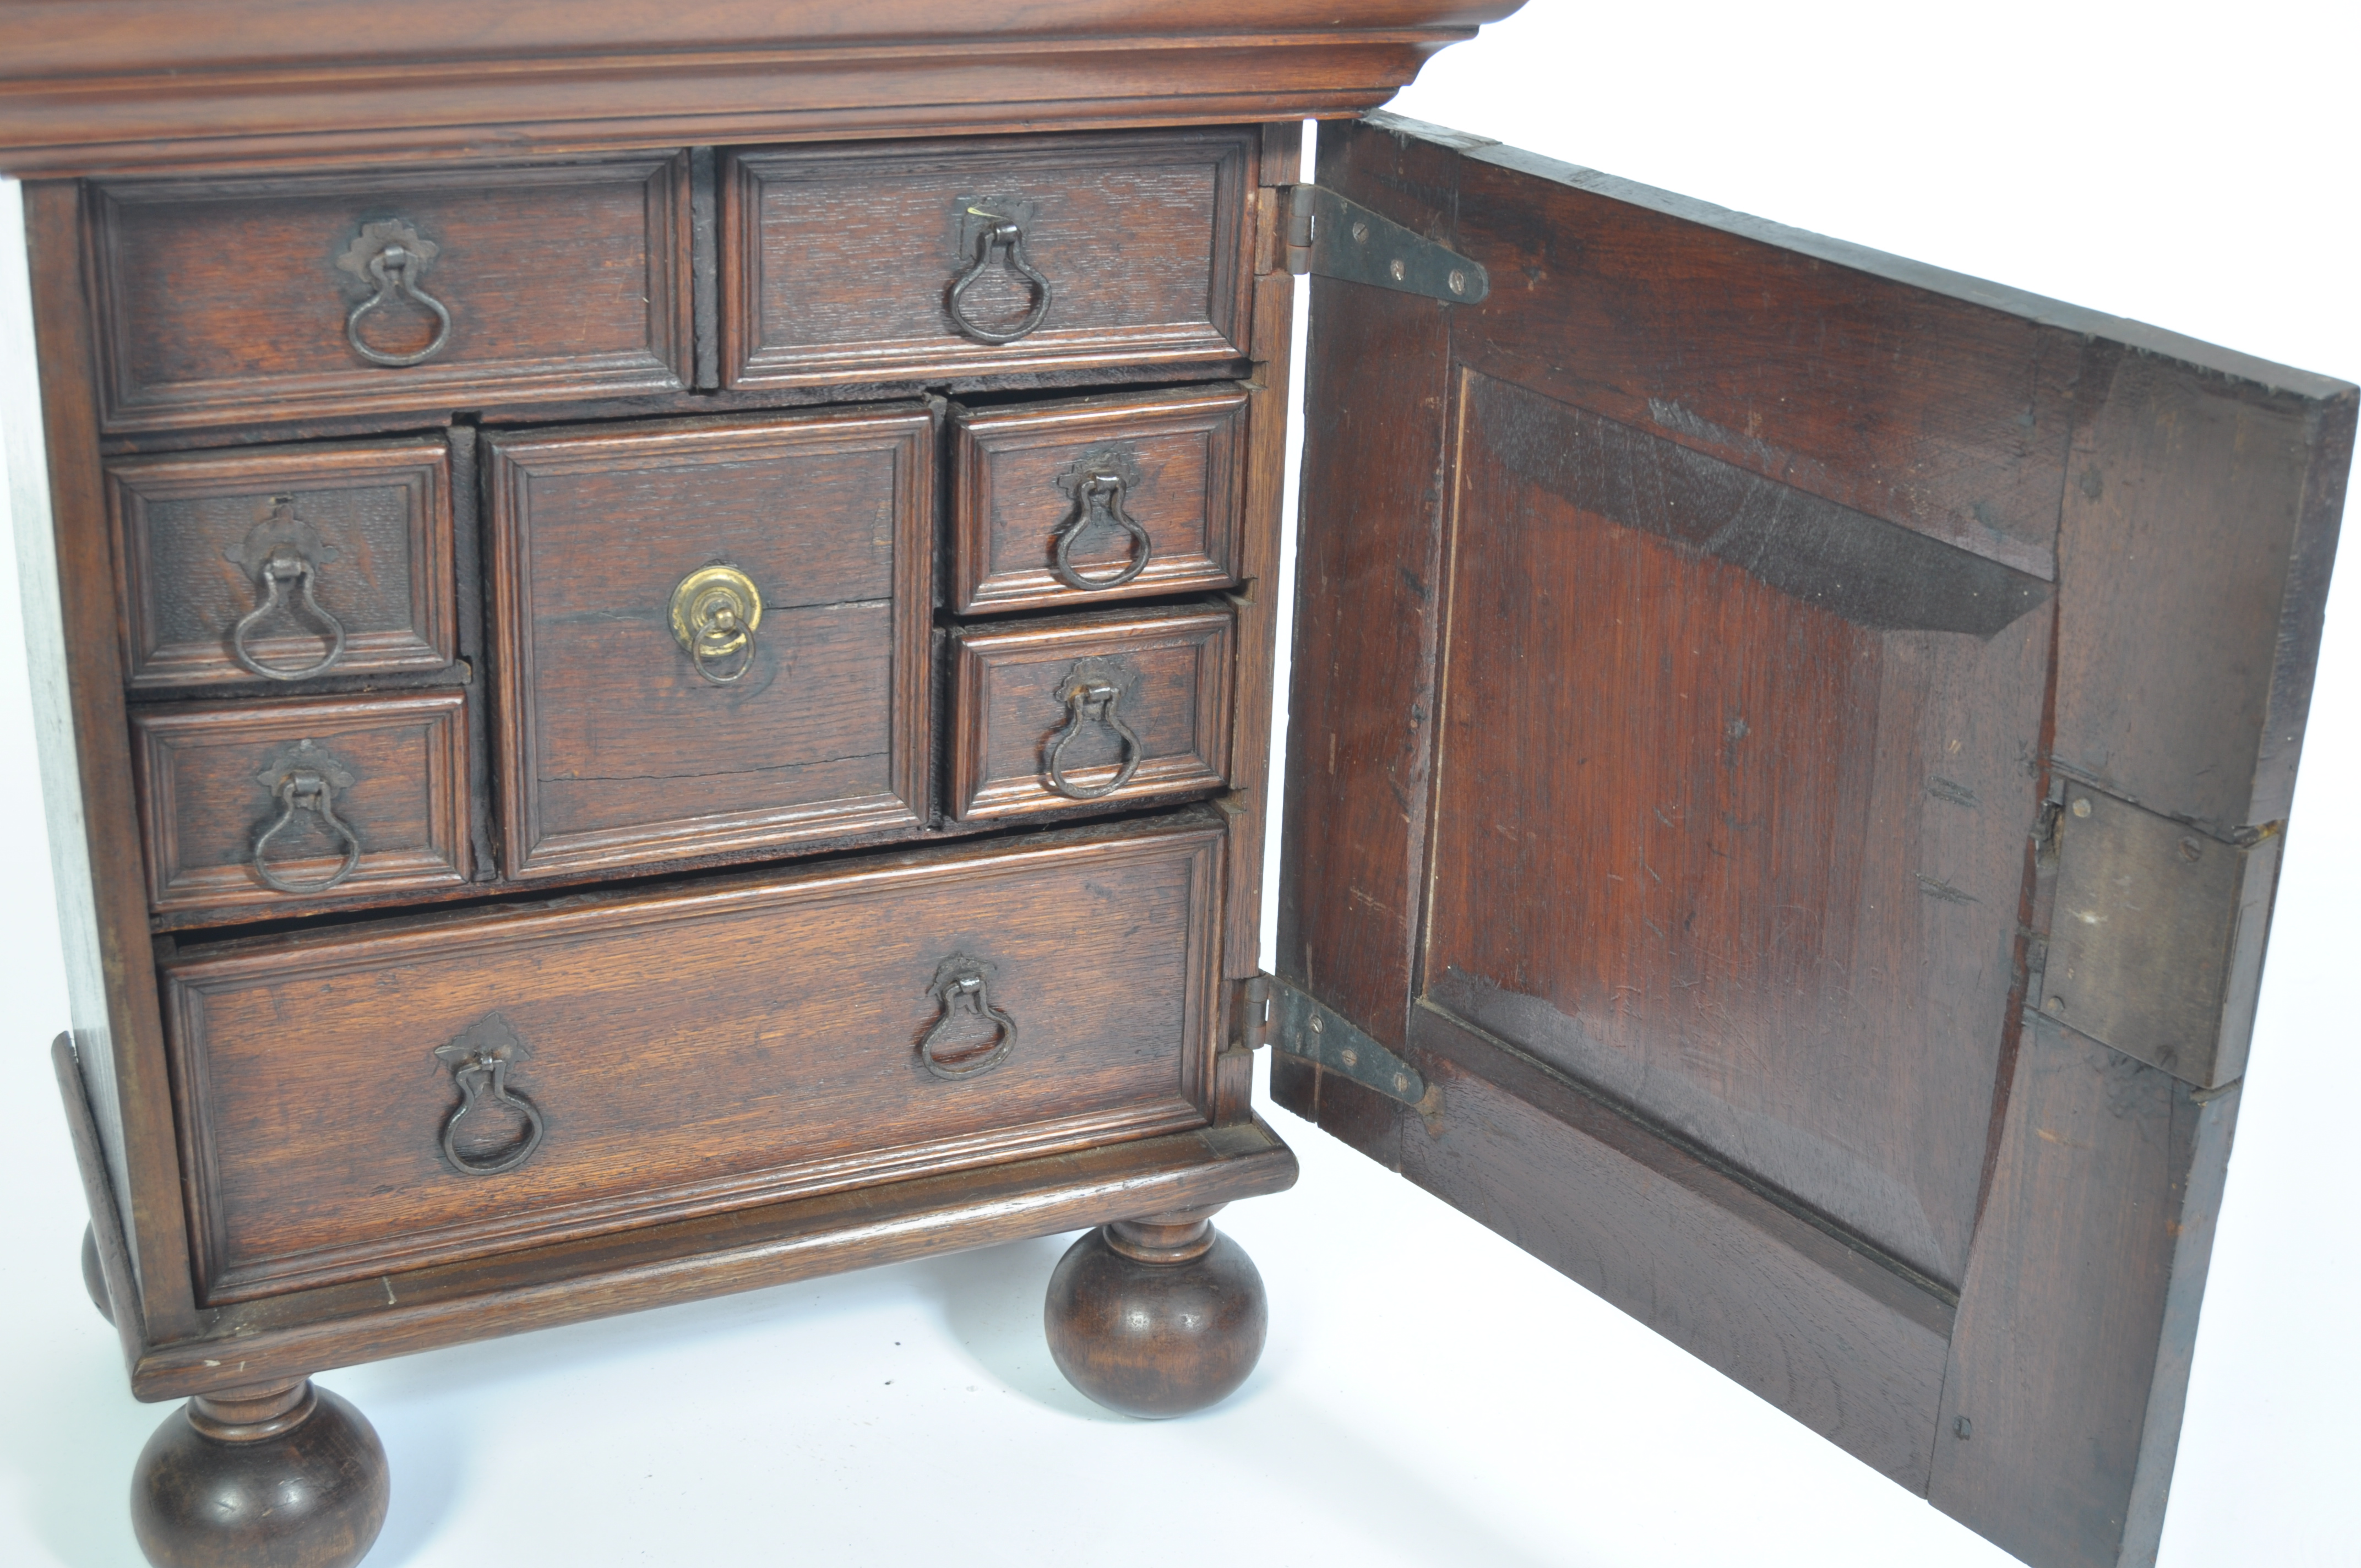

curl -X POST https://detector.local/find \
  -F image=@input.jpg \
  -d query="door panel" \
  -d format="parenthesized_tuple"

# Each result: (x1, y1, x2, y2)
(1281, 113, 2353, 1568)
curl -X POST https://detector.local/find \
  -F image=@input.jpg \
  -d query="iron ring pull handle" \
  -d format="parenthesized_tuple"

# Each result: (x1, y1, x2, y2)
(346, 242, 453, 367)
(919, 966, 1020, 1080)
(1044, 677, 1144, 800)
(251, 768, 362, 895)
(947, 219, 1053, 345)
(439, 1055, 546, 1176)
(1051, 472, 1152, 592)
(230, 545, 348, 680)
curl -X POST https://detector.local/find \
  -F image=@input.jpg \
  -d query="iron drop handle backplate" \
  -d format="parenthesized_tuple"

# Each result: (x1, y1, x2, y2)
(338, 219, 453, 367)
(251, 760, 362, 895)
(920, 955, 1019, 1080)
(434, 1014, 546, 1176)
(948, 208, 1053, 345)
(1045, 662, 1143, 800)
(1051, 471, 1152, 592)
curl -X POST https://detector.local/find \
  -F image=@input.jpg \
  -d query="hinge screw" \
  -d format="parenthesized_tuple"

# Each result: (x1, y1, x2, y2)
(2177, 836, 2204, 862)
(1339, 1048, 1358, 1068)
(1448, 269, 1467, 295)
(2071, 797, 2092, 818)
(1308, 1015, 1323, 1034)
(1389, 258, 1406, 281)
(1351, 221, 1369, 243)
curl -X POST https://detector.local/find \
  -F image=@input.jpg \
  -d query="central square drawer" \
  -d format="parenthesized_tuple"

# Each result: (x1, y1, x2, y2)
(485, 407, 934, 880)
(162, 813, 1222, 1302)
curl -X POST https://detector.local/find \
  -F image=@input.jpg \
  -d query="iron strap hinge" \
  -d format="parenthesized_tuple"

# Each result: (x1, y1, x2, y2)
(1233, 972, 1428, 1106)
(1283, 184, 1489, 305)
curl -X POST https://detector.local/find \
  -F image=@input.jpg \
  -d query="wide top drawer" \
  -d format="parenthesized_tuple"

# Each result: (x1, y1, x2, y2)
(723, 129, 1255, 389)
(86, 153, 694, 433)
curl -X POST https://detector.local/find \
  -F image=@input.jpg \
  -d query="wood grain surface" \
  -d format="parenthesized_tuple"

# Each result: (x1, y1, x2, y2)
(131, 692, 471, 918)
(164, 812, 1223, 1302)
(485, 406, 934, 880)
(106, 437, 454, 689)
(86, 154, 693, 433)
(948, 603, 1234, 820)
(1276, 112, 2354, 1568)
(724, 130, 1253, 389)
(0, 3, 1524, 177)
(950, 383, 1247, 613)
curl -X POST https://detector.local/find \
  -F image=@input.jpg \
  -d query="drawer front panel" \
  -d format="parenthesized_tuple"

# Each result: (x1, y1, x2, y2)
(951, 385, 1248, 613)
(724, 129, 1253, 388)
(950, 605, 1234, 820)
(132, 692, 471, 917)
(107, 438, 454, 690)
(487, 408, 934, 880)
(162, 815, 1223, 1301)
(89, 154, 693, 433)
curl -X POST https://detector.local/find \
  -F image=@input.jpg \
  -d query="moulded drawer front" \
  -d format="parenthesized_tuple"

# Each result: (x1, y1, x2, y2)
(485, 407, 935, 880)
(161, 815, 1225, 1303)
(951, 384, 1249, 613)
(950, 605, 1235, 820)
(107, 437, 455, 690)
(723, 129, 1254, 388)
(88, 153, 693, 433)
(132, 692, 471, 917)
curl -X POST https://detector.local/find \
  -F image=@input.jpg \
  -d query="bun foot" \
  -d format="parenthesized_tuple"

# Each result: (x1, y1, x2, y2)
(1045, 1211, 1268, 1418)
(131, 1378, 390, 1568)
(81, 1222, 113, 1323)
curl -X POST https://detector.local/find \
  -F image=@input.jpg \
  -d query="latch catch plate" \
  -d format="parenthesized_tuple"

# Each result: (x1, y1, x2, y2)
(1237, 972, 1428, 1106)
(1285, 184, 1489, 304)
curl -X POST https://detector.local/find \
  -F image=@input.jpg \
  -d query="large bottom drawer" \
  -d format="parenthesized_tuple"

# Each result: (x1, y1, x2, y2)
(162, 812, 1223, 1303)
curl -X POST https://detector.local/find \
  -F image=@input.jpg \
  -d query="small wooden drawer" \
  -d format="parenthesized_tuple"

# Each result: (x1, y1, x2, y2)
(160, 812, 1223, 1302)
(950, 385, 1248, 613)
(87, 153, 693, 434)
(723, 129, 1254, 389)
(485, 407, 933, 881)
(949, 605, 1234, 821)
(106, 437, 454, 690)
(131, 692, 471, 918)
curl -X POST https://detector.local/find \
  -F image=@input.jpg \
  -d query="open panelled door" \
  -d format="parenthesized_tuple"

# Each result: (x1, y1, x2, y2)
(1271, 113, 2353, 1568)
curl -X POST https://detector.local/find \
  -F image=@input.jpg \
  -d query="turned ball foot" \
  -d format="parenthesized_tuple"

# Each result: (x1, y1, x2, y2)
(1045, 1211, 1268, 1418)
(131, 1378, 389, 1568)
(81, 1222, 113, 1324)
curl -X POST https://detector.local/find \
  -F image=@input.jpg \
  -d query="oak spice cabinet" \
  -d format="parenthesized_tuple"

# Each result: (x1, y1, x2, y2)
(3, 8, 2351, 1568)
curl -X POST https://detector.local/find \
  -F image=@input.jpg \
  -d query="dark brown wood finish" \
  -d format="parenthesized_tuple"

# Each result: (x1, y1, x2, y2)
(950, 383, 1248, 612)
(723, 130, 1254, 390)
(107, 438, 454, 690)
(165, 810, 1222, 1302)
(1044, 1211, 1270, 1417)
(26, 179, 203, 1343)
(1278, 113, 2352, 1568)
(0, 4, 1523, 177)
(948, 603, 1234, 820)
(86, 154, 694, 433)
(131, 1379, 389, 1568)
(485, 407, 934, 880)
(131, 693, 471, 918)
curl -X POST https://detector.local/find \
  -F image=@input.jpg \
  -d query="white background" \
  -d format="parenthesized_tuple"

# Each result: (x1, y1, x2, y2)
(2, 3, 2354, 1564)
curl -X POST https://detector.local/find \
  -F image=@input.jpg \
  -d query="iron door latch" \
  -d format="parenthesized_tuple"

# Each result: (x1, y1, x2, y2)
(1234, 972, 1428, 1106)
(1284, 184, 1489, 304)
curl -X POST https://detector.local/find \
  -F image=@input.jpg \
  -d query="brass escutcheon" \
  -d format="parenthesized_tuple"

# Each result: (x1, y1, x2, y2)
(667, 564, 764, 683)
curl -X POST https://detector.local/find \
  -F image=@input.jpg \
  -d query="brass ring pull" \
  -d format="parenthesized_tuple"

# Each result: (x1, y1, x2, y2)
(668, 565, 764, 685)
(339, 220, 453, 368)
(1045, 673, 1143, 800)
(1051, 472, 1152, 592)
(919, 955, 1019, 1080)
(434, 1015, 545, 1177)
(251, 767, 362, 894)
(948, 217, 1053, 345)
(230, 543, 348, 680)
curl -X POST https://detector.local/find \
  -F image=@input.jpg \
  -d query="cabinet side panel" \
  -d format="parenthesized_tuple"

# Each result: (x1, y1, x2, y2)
(16, 178, 199, 1340)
